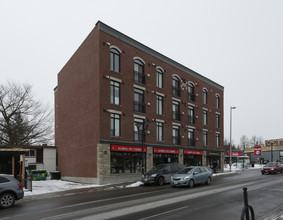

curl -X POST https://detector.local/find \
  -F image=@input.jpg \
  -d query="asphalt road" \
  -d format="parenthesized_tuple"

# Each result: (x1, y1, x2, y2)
(1, 169, 283, 220)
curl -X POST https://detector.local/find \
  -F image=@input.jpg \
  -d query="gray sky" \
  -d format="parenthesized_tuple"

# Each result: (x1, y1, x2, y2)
(1, 0, 282, 146)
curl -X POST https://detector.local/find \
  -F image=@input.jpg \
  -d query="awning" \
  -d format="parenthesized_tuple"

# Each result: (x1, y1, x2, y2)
(0, 148, 29, 156)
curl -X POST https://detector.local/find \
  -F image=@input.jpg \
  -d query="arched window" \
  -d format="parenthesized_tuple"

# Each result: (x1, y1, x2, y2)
(172, 76, 180, 97)
(188, 83, 195, 102)
(110, 48, 120, 73)
(134, 59, 145, 84)
(203, 88, 208, 105)
(156, 68, 163, 88)
(216, 95, 220, 109)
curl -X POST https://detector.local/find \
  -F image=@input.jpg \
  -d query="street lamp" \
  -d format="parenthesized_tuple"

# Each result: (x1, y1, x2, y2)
(135, 119, 151, 175)
(229, 106, 236, 172)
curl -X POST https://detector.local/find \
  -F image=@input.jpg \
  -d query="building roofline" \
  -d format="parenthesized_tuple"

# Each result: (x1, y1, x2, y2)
(96, 20, 224, 91)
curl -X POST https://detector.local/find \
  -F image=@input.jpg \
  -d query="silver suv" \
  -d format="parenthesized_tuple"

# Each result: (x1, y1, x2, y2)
(0, 174, 24, 208)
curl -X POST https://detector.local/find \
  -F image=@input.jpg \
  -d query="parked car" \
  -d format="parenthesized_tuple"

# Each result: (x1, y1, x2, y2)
(171, 166, 212, 188)
(0, 174, 24, 208)
(261, 162, 283, 174)
(141, 163, 185, 185)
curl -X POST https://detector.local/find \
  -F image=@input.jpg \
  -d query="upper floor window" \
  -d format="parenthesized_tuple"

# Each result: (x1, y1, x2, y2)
(110, 48, 120, 73)
(203, 89, 208, 105)
(110, 80, 120, 105)
(172, 125, 181, 145)
(203, 110, 208, 125)
(134, 59, 145, 84)
(188, 105, 195, 124)
(216, 95, 220, 109)
(216, 133, 220, 148)
(134, 88, 145, 113)
(203, 130, 208, 146)
(156, 68, 163, 88)
(172, 76, 181, 97)
(156, 122, 164, 142)
(134, 118, 144, 142)
(156, 95, 163, 115)
(172, 101, 180, 121)
(111, 113, 121, 137)
(216, 114, 220, 129)
(188, 83, 195, 102)
(27, 149, 36, 157)
(188, 128, 195, 146)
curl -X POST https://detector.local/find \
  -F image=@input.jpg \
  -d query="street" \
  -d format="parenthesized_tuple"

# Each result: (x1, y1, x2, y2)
(1, 169, 283, 220)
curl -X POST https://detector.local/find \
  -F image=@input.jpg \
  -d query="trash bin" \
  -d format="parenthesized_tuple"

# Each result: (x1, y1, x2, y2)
(50, 171, 61, 180)
(30, 170, 47, 181)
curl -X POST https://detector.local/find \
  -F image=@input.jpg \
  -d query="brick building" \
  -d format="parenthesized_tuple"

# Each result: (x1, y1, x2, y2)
(55, 21, 224, 184)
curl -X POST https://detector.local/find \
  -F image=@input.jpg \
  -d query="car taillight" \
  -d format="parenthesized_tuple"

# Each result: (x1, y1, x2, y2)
(17, 183, 23, 188)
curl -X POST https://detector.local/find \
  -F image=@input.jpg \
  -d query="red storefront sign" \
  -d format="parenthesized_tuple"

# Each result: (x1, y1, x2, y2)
(227, 152, 242, 156)
(184, 150, 203, 155)
(254, 146, 262, 156)
(154, 148, 179, 154)
(111, 145, 147, 153)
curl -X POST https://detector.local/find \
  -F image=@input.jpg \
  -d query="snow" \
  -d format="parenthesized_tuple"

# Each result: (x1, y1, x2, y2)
(24, 164, 264, 197)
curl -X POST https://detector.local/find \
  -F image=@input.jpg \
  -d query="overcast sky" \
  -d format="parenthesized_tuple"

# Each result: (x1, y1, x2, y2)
(1, 0, 282, 146)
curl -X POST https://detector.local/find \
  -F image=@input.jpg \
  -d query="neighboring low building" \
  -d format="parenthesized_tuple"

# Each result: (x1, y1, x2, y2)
(55, 21, 224, 184)
(0, 145, 57, 177)
(244, 138, 283, 163)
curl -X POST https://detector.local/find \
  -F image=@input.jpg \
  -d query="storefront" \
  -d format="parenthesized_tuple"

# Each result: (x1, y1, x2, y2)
(153, 148, 179, 165)
(110, 145, 146, 174)
(183, 150, 203, 166)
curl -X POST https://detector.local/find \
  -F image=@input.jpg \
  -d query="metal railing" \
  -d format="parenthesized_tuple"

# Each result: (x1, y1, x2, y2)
(134, 101, 145, 113)
(134, 71, 146, 84)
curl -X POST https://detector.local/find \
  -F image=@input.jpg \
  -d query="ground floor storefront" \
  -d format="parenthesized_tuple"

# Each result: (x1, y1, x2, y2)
(93, 143, 225, 184)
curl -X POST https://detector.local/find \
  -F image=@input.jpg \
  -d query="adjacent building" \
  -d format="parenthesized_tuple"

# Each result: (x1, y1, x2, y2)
(55, 21, 224, 184)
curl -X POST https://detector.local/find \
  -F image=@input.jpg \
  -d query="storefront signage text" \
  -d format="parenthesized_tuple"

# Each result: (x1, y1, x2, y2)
(154, 148, 179, 154)
(111, 145, 147, 152)
(184, 150, 203, 155)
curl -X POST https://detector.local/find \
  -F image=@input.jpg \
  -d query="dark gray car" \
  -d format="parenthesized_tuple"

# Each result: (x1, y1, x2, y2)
(141, 163, 185, 185)
(0, 174, 24, 208)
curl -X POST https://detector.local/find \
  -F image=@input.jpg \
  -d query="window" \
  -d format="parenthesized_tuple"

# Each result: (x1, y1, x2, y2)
(203, 110, 208, 125)
(188, 83, 195, 102)
(216, 95, 220, 109)
(203, 131, 208, 146)
(134, 88, 145, 113)
(156, 68, 163, 88)
(173, 125, 181, 145)
(110, 80, 120, 105)
(173, 101, 180, 121)
(216, 133, 220, 148)
(172, 76, 181, 97)
(134, 118, 144, 142)
(156, 95, 163, 115)
(157, 122, 164, 142)
(203, 89, 208, 105)
(0, 177, 10, 183)
(216, 114, 220, 129)
(188, 128, 195, 146)
(188, 105, 195, 124)
(27, 149, 35, 157)
(110, 48, 120, 73)
(111, 113, 120, 137)
(134, 59, 145, 84)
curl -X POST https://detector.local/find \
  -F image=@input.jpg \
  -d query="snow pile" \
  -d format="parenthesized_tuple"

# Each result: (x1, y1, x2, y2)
(24, 180, 102, 196)
(126, 181, 144, 188)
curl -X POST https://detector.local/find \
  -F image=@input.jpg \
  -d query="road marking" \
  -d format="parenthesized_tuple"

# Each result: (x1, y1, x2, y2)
(139, 206, 189, 220)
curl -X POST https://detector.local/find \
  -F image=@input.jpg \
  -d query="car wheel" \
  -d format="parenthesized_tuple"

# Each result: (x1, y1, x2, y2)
(189, 179, 194, 188)
(0, 192, 15, 209)
(206, 177, 211, 185)
(158, 177, 164, 186)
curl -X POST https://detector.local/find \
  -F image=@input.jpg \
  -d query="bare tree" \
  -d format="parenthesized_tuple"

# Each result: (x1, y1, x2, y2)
(0, 81, 53, 145)
(250, 135, 264, 147)
(240, 135, 250, 149)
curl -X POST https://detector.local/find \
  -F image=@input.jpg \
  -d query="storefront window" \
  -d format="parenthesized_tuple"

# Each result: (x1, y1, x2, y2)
(153, 153, 178, 165)
(184, 155, 202, 166)
(111, 151, 145, 174)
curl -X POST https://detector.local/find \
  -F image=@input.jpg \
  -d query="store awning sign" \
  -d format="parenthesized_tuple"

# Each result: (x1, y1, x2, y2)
(227, 152, 242, 156)
(154, 148, 179, 154)
(184, 150, 203, 155)
(111, 145, 147, 153)
(254, 146, 262, 156)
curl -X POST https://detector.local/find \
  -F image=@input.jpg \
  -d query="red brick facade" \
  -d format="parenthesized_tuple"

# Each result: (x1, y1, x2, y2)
(55, 21, 224, 184)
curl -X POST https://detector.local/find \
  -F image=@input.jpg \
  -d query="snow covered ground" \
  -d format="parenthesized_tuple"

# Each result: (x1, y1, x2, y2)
(24, 163, 263, 197)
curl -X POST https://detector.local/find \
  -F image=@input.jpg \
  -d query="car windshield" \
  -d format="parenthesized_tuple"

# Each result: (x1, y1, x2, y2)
(150, 165, 166, 172)
(177, 168, 193, 174)
(265, 163, 277, 167)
